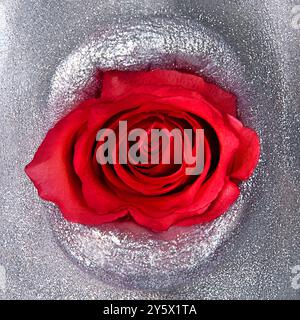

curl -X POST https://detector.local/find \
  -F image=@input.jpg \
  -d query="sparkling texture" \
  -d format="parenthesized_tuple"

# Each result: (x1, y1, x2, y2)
(0, 0, 299, 299)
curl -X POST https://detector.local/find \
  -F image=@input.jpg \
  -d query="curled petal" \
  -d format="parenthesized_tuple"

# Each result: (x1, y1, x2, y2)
(226, 115, 260, 180)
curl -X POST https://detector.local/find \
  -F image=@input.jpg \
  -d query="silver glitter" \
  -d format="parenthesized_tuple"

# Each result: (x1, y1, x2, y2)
(0, 0, 299, 299)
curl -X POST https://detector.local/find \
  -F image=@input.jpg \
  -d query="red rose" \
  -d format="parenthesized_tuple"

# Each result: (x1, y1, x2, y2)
(25, 70, 260, 231)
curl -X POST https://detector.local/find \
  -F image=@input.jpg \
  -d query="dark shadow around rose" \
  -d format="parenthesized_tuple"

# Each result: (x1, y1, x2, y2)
(25, 70, 260, 232)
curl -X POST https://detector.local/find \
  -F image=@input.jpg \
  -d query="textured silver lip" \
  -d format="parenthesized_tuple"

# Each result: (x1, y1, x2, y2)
(47, 17, 258, 290)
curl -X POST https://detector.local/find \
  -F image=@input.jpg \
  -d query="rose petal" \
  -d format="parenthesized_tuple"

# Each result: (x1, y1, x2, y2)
(73, 121, 128, 214)
(102, 69, 237, 116)
(226, 115, 260, 180)
(176, 179, 240, 227)
(25, 101, 105, 223)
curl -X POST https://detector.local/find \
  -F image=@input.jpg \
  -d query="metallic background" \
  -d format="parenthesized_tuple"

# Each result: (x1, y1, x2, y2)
(0, 0, 299, 299)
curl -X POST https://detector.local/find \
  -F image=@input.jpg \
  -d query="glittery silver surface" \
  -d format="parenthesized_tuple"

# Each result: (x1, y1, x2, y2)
(0, 0, 299, 299)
